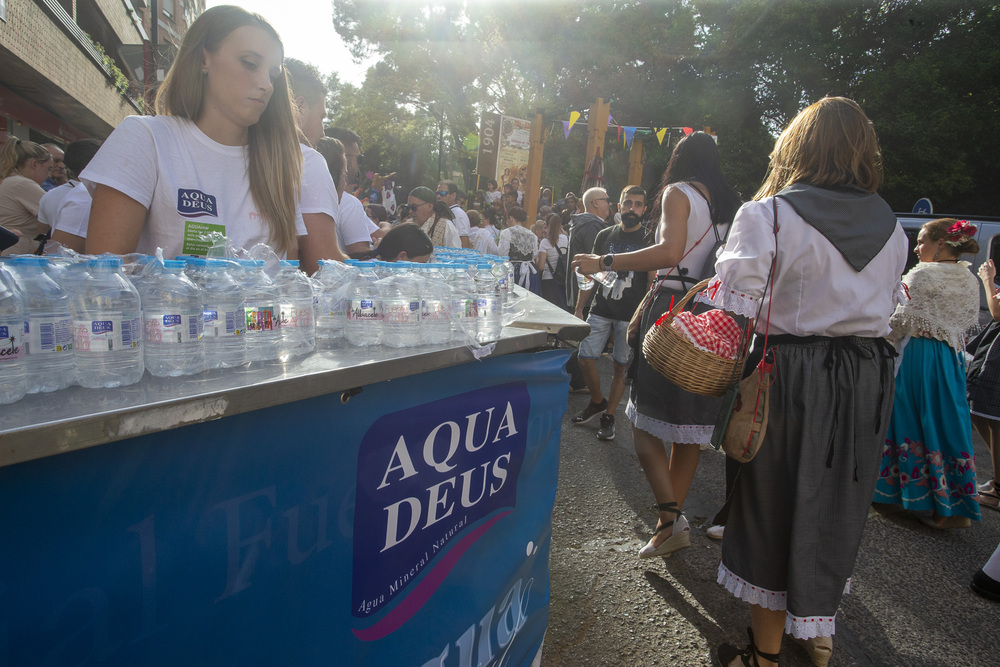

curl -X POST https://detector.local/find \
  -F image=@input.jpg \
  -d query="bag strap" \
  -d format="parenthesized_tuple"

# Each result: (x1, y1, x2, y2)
(727, 197, 780, 384)
(547, 243, 565, 274)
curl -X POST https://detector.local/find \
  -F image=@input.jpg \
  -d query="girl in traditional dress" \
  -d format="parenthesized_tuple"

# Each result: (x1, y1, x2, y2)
(874, 218, 982, 527)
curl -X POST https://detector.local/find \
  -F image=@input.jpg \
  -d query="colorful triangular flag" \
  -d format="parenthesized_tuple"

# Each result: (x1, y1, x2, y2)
(682, 127, 694, 135)
(563, 121, 571, 139)
(656, 128, 667, 145)
(568, 110, 581, 132)
(624, 127, 636, 147)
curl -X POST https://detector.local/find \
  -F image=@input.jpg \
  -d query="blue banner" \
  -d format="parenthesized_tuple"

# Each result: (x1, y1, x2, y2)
(0, 349, 570, 666)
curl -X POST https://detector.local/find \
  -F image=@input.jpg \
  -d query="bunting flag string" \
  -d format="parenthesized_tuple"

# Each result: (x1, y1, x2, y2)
(551, 107, 715, 147)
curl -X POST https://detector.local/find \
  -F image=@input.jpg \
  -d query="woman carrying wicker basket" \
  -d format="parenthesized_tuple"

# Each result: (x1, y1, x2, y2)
(572, 131, 741, 560)
(701, 98, 908, 667)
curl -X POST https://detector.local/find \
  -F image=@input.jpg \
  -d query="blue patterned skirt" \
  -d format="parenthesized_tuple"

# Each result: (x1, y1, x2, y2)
(874, 337, 981, 520)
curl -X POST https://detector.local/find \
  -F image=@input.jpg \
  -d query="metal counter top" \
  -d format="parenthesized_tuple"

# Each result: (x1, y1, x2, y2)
(0, 290, 586, 468)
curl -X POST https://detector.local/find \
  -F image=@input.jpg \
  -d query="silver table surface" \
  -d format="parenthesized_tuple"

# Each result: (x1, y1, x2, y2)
(0, 290, 587, 468)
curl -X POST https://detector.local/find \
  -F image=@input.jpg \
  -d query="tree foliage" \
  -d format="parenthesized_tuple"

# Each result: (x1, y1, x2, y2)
(329, 0, 1000, 214)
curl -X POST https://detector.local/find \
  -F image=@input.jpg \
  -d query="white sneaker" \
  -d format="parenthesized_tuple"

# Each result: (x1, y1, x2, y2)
(706, 524, 725, 540)
(977, 479, 995, 494)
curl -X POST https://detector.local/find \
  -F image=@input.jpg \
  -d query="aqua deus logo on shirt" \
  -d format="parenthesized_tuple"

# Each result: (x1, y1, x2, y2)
(177, 188, 218, 217)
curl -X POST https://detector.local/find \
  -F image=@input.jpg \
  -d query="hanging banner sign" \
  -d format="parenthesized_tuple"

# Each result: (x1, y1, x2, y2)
(496, 116, 532, 192)
(475, 112, 502, 182)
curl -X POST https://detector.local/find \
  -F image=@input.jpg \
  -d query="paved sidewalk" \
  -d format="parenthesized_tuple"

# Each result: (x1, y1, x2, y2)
(544, 358, 1000, 666)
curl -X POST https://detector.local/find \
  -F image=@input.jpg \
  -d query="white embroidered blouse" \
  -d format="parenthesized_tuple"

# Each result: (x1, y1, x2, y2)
(703, 197, 909, 338)
(887, 260, 979, 351)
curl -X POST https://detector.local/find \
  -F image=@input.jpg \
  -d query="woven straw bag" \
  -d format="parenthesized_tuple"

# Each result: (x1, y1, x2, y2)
(641, 278, 745, 397)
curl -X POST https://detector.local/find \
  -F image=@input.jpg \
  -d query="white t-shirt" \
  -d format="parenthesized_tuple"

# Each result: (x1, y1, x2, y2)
(50, 182, 93, 237)
(38, 181, 77, 227)
(469, 227, 499, 255)
(300, 144, 340, 222)
(450, 205, 471, 240)
(336, 192, 377, 253)
(538, 233, 569, 280)
(81, 115, 306, 258)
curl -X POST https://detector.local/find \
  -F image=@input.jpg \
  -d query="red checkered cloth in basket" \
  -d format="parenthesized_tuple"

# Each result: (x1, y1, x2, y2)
(669, 309, 742, 360)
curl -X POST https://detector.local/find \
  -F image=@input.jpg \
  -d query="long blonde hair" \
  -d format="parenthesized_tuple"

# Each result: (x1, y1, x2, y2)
(0, 137, 51, 180)
(155, 5, 301, 255)
(756, 97, 882, 200)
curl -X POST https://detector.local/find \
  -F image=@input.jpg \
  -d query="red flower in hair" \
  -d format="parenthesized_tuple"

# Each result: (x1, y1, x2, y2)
(947, 220, 976, 238)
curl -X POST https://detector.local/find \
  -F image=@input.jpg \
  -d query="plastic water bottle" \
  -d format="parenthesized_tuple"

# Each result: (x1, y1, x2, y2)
(421, 263, 452, 345)
(314, 260, 352, 349)
(488, 256, 509, 304)
(345, 261, 383, 347)
(474, 261, 503, 342)
(275, 260, 315, 359)
(446, 263, 477, 342)
(242, 260, 282, 361)
(142, 260, 204, 377)
(9, 256, 75, 393)
(380, 264, 422, 348)
(201, 259, 246, 369)
(0, 265, 26, 404)
(72, 257, 144, 388)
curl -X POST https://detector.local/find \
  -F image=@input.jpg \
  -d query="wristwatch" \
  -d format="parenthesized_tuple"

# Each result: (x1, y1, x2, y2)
(602, 254, 615, 269)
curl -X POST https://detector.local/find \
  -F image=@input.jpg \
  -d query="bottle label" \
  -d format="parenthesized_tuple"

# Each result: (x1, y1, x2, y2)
(451, 298, 477, 318)
(245, 303, 279, 332)
(145, 312, 202, 344)
(203, 307, 245, 338)
(280, 302, 314, 329)
(477, 298, 495, 318)
(383, 298, 421, 325)
(422, 299, 450, 322)
(0, 323, 25, 361)
(348, 298, 382, 322)
(24, 316, 73, 355)
(73, 316, 141, 352)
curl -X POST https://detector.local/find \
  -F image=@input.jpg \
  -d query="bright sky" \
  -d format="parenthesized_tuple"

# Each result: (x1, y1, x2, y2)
(204, 0, 377, 87)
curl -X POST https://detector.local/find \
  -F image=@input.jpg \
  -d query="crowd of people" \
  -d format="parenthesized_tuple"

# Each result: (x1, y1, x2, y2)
(2, 5, 999, 667)
(572, 98, 1000, 667)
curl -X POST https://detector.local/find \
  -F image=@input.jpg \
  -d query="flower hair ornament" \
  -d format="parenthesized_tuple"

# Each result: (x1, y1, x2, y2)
(946, 220, 977, 247)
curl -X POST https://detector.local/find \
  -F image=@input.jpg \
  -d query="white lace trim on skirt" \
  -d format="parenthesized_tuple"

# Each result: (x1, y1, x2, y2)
(716, 563, 849, 639)
(626, 400, 714, 444)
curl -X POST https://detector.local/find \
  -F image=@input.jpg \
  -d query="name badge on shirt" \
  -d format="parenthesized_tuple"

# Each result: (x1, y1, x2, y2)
(182, 220, 227, 256)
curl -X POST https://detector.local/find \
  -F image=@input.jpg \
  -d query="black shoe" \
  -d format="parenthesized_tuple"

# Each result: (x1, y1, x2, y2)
(597, 413, 616, 440)
(971, 569, 1000, 602)
(572, 399, 608, 424)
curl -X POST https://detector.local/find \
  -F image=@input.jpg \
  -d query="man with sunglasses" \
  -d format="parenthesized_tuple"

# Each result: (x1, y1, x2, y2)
(436, 180, 472, 249)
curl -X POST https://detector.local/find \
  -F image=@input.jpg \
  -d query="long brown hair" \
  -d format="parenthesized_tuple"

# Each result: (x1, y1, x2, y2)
(545, 213, 563, 247)
(156, 5, 301, 255)
(756, 97, 882, 200)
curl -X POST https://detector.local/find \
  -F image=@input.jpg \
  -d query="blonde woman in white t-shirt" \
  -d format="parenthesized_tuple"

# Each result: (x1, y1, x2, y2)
(84, 6, 306, 259)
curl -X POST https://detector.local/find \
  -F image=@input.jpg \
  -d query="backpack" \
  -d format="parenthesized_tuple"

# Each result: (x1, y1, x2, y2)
(550, 244, 568, 285)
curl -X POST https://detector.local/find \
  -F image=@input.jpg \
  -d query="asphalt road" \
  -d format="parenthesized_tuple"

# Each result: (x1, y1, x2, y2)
(543, 356, 1000, 666)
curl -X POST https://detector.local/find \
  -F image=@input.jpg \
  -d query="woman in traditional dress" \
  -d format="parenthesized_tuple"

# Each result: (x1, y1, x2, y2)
(572, 131, 741, 560)
(874, 218, 982, 527)
(704, 97, 908, 667)
(497, 206, 540, 294)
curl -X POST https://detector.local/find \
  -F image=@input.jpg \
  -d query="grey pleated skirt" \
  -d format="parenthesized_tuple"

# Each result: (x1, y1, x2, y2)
(718, 336, 895, 639)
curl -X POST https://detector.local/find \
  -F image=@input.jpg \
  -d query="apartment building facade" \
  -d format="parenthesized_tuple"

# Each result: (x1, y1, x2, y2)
(0, 0, 202, 147)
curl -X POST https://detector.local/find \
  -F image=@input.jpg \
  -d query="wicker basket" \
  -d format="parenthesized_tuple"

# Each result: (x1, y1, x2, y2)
(642, 278, 744, 397)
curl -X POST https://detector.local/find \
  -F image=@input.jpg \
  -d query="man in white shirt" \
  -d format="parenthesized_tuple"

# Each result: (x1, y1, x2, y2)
(436, 180, 472, 249)
(326, 126, 377, 257)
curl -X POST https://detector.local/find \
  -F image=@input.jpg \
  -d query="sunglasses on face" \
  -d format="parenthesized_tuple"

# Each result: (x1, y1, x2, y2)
(436, 190, 450, 197)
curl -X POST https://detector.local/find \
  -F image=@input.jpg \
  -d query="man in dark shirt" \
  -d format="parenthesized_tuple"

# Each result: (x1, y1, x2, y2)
(565, 187, 611, 311)
(572, 186, 650, 440)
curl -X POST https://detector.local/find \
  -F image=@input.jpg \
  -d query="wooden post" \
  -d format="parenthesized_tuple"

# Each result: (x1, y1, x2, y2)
(584, 98, 610, 179)
(524, 110, 545, 218)
(627, 138, 645, 190)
